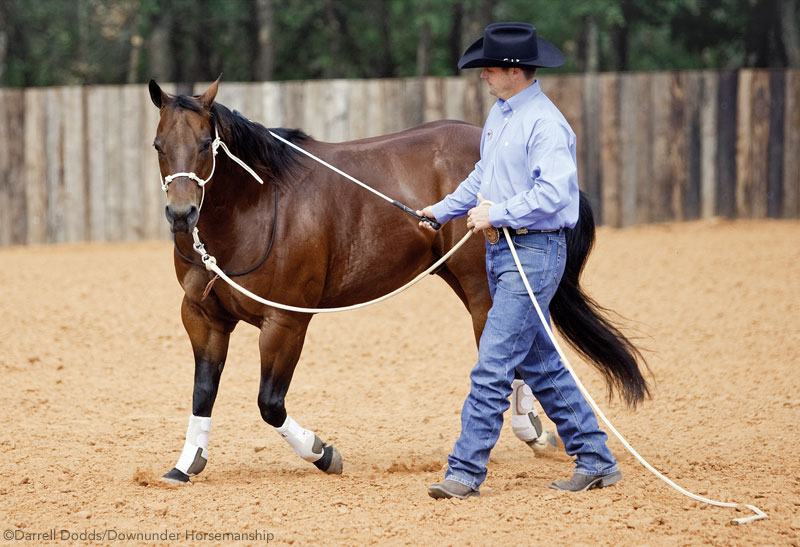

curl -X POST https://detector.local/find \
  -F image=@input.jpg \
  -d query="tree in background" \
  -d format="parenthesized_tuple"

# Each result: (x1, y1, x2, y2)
(0, 0, 797, 87)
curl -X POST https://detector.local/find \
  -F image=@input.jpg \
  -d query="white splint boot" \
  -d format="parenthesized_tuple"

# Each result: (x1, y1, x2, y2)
(511, 379, 559, 453)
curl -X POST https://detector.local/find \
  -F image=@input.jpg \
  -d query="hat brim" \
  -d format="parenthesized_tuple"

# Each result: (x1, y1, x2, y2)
(457, 36, 565, 69)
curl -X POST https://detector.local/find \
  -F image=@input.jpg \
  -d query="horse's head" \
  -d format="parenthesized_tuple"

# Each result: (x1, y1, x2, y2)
(149, 78, 219, 233)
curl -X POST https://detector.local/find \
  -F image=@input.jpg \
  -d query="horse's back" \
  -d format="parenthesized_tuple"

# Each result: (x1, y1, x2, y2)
(344, 120, 480, 149)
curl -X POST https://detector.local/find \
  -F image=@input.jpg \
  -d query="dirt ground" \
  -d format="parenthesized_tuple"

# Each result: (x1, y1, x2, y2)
(1, 219, 798, 546)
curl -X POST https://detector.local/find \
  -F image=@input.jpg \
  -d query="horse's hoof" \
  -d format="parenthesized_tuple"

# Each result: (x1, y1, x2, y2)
(313, 444, 343, 475)
(527, 430, 560, 455)
(161, 467, 191, 484)
(325, 446, 343, 474)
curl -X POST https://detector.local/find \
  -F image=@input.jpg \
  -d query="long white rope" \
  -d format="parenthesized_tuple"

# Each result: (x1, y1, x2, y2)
(502, 226, 767, 525)
(194, 228, 473, 313)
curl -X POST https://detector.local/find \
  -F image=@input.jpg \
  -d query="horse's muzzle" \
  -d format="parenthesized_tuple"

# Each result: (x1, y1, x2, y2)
(165, 204, 199, 233)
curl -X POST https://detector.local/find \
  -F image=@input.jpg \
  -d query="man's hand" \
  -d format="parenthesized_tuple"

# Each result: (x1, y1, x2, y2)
(467, 193, 493, 231)
(416, 206, 439, 232)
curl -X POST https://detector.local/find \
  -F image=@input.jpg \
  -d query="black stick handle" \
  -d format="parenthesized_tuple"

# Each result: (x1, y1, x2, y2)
(392, 200, 441, 230)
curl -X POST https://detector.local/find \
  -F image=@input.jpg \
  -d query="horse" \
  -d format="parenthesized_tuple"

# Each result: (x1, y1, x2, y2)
(148, 78, 648, 484)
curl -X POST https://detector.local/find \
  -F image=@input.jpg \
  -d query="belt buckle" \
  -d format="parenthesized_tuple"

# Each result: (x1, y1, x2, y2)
(484, 227, 500, 245)
(516, 227, 528, 235)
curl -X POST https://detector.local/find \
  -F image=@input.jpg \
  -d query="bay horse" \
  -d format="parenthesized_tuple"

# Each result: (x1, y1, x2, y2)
(148, 78, 648, 484)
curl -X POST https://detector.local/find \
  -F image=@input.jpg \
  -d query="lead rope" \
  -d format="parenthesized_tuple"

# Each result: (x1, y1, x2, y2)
(193, 228, 474, 313)
(501, 226, 767, 525)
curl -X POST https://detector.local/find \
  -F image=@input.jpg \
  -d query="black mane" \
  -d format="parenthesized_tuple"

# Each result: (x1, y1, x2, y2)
(171, 95, 310, 184)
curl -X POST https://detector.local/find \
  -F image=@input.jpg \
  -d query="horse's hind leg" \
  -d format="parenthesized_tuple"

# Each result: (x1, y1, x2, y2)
(257, 311, 343, 474)
(163, 298, 237, 484)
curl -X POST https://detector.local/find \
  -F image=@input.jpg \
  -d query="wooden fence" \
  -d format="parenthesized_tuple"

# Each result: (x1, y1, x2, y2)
(0, 69, 797, 246)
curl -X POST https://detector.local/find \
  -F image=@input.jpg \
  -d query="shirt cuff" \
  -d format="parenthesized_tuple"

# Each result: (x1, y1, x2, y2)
(429, 202, 449, 224)
(488, 203, 505, 227)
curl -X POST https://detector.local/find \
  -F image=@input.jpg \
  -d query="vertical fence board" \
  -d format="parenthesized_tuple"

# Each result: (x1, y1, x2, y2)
(361, 79, 385, 138)
(243, 83, 264, 124)
(281, 81, 305, 130)
(44, 88, 65, 243)
(682, 72, 702, 221)
(618, 74, 639, 227)
(261, 81, 284, 128)
(382, 80, 406, 134)
(121, 86, 144, 240)
(666, 72, 688, 221)
(423, 77, 444, 123)
(0, 90, 11, 246)
(734, 70, 754, 217)
(87, 87, 107, 241)
(215, 82, 245, 115)
(699, 71, 719, 219)
(716, 71, 738, 218)
(104, 86, 124, 241)
(462, 71, 486, 126)
(581, 73, 602, 221)
(24, 89, 47, 244)
(302, 80, 325, 139)
(736, 69, 770, 218)
(6, 90, 26, 244)
(599, 73, 621, 227)
(650, 72, 671, 223)
(766, 70, 786, 218)
(632, 73, 654, 225)
(443, 77, 466, 122)
(62, 87, 87, 242)
(402, 78, 424, 130)
(784, 70, 800, 218)
(346, 80, 369, 140)
(326, 79, 350, 142)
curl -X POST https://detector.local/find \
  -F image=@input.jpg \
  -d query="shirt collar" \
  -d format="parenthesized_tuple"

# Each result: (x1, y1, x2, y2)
(497, 80, 541, 114)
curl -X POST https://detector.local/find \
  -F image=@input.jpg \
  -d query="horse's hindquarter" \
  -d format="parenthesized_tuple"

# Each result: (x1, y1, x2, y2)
(308, 123, 481, 307)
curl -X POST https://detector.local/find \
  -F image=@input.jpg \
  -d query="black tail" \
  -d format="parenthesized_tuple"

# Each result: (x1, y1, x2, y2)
(550, 192, 650, 408)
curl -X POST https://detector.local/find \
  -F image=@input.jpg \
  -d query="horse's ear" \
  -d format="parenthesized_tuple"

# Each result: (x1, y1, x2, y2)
(148, 79, 170, 109)
(198, 77, 220, 110)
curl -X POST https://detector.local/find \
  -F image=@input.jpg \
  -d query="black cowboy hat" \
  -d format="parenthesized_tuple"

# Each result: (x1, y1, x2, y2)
(458, 22, 565, 70)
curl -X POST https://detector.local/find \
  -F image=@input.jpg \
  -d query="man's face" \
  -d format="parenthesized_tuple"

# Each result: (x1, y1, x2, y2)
(480, 67, 515, 100)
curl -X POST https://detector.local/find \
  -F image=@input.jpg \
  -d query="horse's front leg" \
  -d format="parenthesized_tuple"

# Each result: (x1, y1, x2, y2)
(162, 297, 236, 484)
(257, 311, 343, 474)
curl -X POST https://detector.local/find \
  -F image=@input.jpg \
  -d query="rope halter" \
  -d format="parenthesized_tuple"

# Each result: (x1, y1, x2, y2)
(159, 125, 265, 211)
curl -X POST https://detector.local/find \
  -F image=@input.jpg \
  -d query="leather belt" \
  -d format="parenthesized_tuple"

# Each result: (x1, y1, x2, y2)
(483, 226, 560, 244)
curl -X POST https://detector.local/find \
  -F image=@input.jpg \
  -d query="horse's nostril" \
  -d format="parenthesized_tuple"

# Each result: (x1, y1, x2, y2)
(165, 204, 199, 233)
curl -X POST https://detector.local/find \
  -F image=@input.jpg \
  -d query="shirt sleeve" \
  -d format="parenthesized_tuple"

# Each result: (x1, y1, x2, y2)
(430, 157, 484, 224)
(487, 119, 576, 228)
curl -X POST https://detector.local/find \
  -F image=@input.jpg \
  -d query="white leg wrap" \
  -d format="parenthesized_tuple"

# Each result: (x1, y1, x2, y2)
(175, 415, 211, 475)
(511, 379, 543, 442)
(275, 415, 323, 463)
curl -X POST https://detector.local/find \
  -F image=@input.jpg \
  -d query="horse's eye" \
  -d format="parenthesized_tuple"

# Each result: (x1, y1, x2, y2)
(200, 140, 212, 152)
(153, 142, 164, 156)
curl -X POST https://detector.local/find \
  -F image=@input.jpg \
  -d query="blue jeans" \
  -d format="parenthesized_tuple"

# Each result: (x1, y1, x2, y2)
(445, 230, 618, 490)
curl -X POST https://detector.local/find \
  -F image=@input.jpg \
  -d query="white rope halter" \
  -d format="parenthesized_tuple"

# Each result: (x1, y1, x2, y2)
(159, 125, 265, 211)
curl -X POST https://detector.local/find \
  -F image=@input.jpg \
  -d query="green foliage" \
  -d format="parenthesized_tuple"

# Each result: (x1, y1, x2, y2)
(0, 0, 794, 87)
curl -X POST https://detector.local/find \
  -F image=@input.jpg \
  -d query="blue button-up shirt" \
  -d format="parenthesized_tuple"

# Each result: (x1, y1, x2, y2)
(431, 80, 579, 230)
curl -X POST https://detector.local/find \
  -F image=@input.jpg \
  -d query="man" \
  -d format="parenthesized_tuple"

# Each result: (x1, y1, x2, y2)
(417, 22, 621, 499)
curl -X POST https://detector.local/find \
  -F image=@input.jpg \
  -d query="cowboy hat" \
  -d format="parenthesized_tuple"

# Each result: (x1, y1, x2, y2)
(458, 22, 565, 70)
